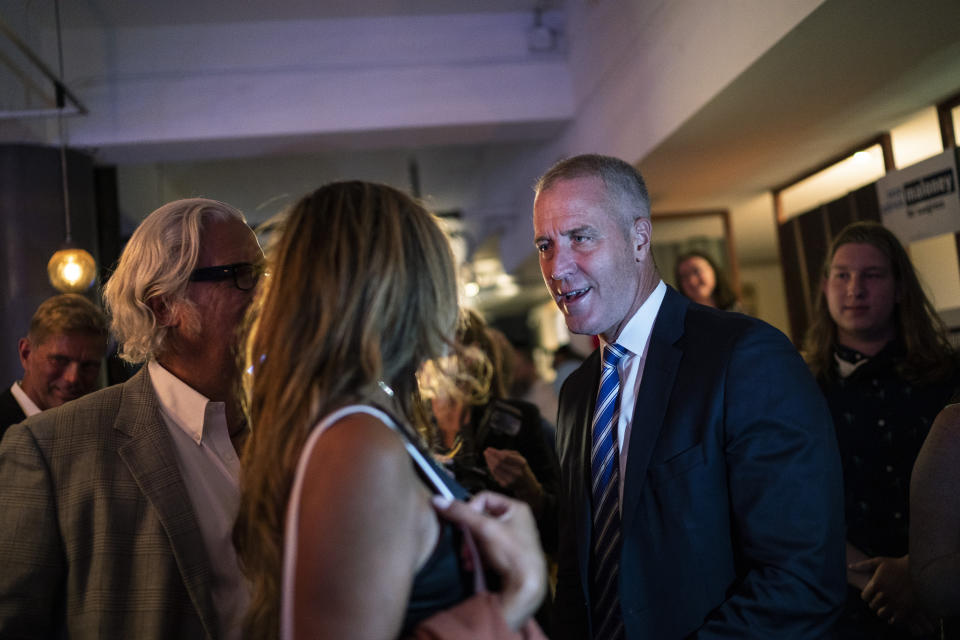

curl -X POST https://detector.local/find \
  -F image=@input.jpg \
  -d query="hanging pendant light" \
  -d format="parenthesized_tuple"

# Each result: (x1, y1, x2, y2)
(46, 0, 96, 293)
(48, 247, 97, 292)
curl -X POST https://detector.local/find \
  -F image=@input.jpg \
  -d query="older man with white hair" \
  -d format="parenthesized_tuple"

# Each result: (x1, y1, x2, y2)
(0, 198, 263, 640)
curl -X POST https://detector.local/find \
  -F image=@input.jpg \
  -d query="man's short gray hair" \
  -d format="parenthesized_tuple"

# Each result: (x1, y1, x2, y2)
(102, 198, 246, 363)
(534, 153, 651, 233)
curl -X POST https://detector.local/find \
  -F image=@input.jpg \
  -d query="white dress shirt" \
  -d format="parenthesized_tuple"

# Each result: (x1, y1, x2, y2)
(597, 280, 666, 506)
(148, 360, 248, 640)
(10, 381, 41, 417)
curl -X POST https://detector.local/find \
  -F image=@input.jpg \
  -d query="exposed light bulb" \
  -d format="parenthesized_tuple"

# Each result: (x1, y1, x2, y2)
(48, 246, 96, 293)
(62, 258, 82, 285)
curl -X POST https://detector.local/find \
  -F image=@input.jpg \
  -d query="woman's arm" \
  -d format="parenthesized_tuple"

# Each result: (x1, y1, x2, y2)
(910, 403, 960, 617)
(431, 492, 546, 629)
(292, 413, 438, 640)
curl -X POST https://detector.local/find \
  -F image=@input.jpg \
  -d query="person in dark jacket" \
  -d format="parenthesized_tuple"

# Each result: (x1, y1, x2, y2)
(804, 221, 959, 639)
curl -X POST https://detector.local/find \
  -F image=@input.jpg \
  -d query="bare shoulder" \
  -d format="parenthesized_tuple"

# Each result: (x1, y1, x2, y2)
(928, 403, 960, 449)
(934, 403, 960, 428)
(311, 411, 409, 461)
(299, 410, 419, 505)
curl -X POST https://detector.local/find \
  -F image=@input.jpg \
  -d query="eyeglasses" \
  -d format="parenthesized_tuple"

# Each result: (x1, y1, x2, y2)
(189, 262, 263, 291)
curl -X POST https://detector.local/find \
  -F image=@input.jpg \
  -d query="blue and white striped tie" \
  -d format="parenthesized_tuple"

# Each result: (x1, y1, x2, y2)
(590, 342, 628, 640)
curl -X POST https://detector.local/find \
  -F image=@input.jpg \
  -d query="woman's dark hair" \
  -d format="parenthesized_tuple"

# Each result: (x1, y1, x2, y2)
(673, 250, 738, 310)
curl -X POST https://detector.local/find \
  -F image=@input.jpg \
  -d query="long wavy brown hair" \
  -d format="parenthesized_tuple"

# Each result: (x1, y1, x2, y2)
(803, 221, 956, 384)
(233, 181, 459, 639)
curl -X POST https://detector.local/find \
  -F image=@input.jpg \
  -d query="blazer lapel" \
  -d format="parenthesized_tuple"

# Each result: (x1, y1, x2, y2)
(115, 367, 220, 640)
(572, 350, 602, 596)
(621, 287, 686, 533)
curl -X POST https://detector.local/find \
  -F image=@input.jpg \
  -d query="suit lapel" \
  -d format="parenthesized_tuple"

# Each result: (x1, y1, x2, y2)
(621, 287, 686, 533)
(0, 387, 27, 432)
(573, 350, 601, 595)
(115, 367, 220, 640)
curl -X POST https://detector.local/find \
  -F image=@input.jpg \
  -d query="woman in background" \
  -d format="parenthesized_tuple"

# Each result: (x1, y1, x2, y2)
(233, 181, 546, 640)
(423, 309, 559, 553)
(673, 250, 741, 311)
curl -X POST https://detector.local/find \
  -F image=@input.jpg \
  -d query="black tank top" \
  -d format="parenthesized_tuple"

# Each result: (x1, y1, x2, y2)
(375, 406, 475, 637)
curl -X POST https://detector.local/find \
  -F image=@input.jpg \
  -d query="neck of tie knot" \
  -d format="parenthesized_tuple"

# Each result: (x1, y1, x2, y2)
(603, 343, 627, 369)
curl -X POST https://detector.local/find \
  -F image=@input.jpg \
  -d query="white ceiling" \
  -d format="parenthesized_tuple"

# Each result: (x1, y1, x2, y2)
(639, 0, 960, 212)
(3, 0, 959, 300)
(60, 0, 559, 26)
(10, 0, 957, 212)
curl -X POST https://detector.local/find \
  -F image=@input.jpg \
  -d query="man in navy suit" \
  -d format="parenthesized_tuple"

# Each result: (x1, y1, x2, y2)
(532, 154, 846, 639)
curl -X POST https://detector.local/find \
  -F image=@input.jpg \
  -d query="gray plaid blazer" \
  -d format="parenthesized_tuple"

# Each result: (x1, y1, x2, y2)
(0, 367, 223, 639)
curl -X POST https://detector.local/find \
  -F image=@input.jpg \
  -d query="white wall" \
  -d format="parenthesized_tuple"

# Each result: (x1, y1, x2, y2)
(910, 233, 960, 312)
(739, 262, 790, 336)
(558, 0, 825, 162)
(115, 141, 553, 237)
(481, 0, 829, 279)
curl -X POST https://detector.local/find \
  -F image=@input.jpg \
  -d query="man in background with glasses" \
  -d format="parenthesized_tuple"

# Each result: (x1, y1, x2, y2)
(0, 198, 263, 640)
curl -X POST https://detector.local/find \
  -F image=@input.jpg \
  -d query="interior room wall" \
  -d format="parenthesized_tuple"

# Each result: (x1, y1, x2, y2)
(115, 141, 553, 242)
(910, 233, 960, 312)
(558, 0, 825, 162)
(738, 263, 791, 336)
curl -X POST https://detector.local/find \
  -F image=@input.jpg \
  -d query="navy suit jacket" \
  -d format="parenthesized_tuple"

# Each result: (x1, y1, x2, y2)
(554, 286, 846, 639)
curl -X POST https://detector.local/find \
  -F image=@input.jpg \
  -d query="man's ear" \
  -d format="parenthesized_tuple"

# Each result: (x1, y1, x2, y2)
(17, 337, 32, 368)
(633, 217, 652, 261)
(147, 297, 178, 328)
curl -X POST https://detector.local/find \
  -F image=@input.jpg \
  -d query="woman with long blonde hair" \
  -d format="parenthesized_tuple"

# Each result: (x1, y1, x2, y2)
(234, 181, 546, 640)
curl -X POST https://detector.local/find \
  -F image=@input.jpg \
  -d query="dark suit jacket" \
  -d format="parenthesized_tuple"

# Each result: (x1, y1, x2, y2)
(553, 286, 846, 639)
(0, 367, 223, 639)
(0, 386, 27, 441)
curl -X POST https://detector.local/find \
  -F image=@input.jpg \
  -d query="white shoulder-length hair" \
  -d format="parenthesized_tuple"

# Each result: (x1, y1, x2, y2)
(103, 198, 247, 363)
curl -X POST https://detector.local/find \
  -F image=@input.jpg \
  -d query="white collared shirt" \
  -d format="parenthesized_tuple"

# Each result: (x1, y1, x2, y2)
(10, 381, 41, 418)
(147, 360, 248, 640)
(597, 280, 667, 506)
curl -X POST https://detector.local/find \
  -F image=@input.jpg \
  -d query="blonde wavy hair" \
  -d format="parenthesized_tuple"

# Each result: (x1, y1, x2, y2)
(234, 181, 459, 639)
(418, 309, 499, 407)
(102, 198, 247, 363)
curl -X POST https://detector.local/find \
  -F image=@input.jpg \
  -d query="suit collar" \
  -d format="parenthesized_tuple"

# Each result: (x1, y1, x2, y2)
(603, 280, 666, 356)
(10, 380, 41, 417)
(115, 367, 221, 639)
(568, 348, 601, 605)
(621, 286, 687, 532)
(0, 387, 27, 431)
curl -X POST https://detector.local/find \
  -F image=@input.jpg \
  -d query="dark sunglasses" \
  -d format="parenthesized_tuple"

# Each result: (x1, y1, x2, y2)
(189, 262, 263, 291)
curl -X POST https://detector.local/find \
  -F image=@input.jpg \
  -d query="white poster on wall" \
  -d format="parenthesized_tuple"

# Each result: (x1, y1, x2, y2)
(877, 148, 960, 244)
